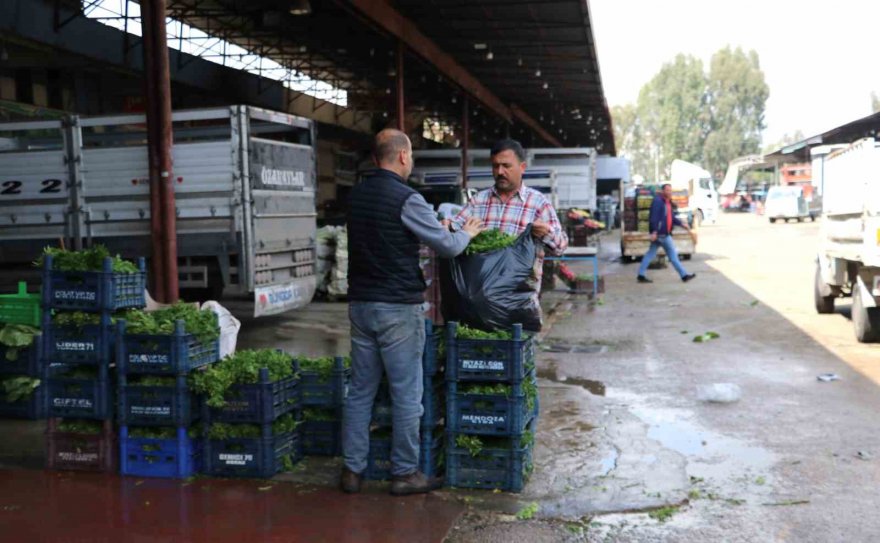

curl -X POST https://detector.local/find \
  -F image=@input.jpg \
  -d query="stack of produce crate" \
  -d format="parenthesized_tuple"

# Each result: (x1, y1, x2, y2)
(635, 187, 655, 233)
(444, 322, 539, 493)
(0, 282, 44, 419)
(116, 304, 221, 478)
(42, 249, 146, 471)
(197, 349, 302, 478)
(297, 356, 350, 456)
(365, 320, 445, 481)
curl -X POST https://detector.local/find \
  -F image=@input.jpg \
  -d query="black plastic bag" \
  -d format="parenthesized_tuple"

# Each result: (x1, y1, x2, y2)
(440, 225, 542, 332)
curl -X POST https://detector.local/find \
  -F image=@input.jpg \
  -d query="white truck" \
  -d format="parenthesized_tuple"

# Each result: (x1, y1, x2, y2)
(669, 159, 720, 226)
(0, 105, 318, 316)
(412, 147, 597, 212)
(813, 138, 880, 341)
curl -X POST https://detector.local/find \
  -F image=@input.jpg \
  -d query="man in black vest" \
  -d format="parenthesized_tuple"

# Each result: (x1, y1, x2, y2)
(342, 128, 484, 495)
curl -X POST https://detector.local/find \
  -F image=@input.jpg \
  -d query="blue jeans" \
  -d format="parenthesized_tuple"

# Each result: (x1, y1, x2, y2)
(638, 235, 689, 278)
(343, 302, 425, 476)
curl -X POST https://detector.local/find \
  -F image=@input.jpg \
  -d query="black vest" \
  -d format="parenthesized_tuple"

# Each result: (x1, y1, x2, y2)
(347, 169, 425, 304)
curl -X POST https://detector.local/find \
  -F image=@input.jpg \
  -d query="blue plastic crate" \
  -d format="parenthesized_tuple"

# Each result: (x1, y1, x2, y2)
(117, 320, 219, 375)
(0, 333, 43, 376)
(42, 255, 146, 312)
(203, 431, 301, 478)
(118, 375, 198, 426)
(46, 370, 113, 420)
(373, 376, 444, 429)
(204, 367, 300, 424)
(298, 357, 350, 408)
(423, 320, 444, 376)
(446, 442, 533, 493)
(446, 373, 537, 436)
(43, 312, 115, 366)
(119, 426, 201, 479)
(364, 429, 445, 481)
(445, 322, 535, 383)
(300, 416, 342, 456)
(46, 418, 116, 472)
(0, 384, 46, 419)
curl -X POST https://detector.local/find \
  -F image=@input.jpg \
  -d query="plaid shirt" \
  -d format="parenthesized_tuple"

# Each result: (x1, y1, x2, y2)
(451, 184, 568, 288)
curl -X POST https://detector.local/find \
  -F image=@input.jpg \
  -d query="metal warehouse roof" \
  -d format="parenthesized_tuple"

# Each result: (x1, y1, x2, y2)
(164, 0, 613, 151)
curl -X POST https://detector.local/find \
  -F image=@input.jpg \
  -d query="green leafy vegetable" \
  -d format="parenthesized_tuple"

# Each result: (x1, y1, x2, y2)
(516, 502, 539, 520)
(302, 408, 338, 422)
(461, 380, 537, 413)
(52, 312, 109, 329)
(2, 376, 40, 403)
(190, 349, 297, 408)
(456, 435, 484, 457)
(297, 356, 351, 382)
(57, 419, 104, 434)
(455, 324, 512, 340)
(36, 245, 139, 273)
(130, 375, 177, 387)
(128, 426, 199, 439)
(206, 413, 300, 440)
(465, 229, 518, 255)
(455, 431, 534, 458)
(0, 324, 39, 361)
(122, 302, 219, 345)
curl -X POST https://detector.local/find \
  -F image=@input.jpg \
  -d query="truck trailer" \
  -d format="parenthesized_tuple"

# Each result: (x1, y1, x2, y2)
(813, 138, 880, 341)
(0, 105, 318, 317)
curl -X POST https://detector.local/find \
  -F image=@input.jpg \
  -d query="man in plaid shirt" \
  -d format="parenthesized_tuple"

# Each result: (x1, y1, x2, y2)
(450, 139, 568, 290)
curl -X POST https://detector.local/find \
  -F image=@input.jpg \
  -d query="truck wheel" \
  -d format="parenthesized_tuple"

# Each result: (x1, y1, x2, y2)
(681, 254, 692, 261)
(814, 264, 835, 314)
(852, 286, 880, 343)
(797, 217, 803, 223)
(769, 218, 776, 224)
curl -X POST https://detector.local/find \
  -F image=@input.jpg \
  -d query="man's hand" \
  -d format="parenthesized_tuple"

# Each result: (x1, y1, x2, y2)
(532, 220, 551, 239)
(461, 217, 486, 238)
(440, 219, 452, 229)
(650, 232, 658, 242)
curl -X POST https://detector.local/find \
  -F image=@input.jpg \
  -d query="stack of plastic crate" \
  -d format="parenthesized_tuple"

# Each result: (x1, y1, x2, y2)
(298, 356, 350, 456)
(365, 320, 445, 480)
(444, 322, 539, 493)
(42, 255, 146, 471)
(200, 354, 302, 478)
(116, 316, 220, 478)
(0, 282, 44, 419)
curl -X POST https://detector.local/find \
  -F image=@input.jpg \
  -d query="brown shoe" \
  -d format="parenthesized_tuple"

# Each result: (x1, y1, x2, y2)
(390, 471, 444, 496)
(340, 467, 363, 494)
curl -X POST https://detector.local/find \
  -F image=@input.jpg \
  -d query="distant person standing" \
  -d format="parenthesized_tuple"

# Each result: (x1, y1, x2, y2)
(637, 183, 696, 283)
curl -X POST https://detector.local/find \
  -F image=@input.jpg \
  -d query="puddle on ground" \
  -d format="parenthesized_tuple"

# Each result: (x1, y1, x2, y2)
(540, 342, 608, 354)
(600, 449, 619, 475)
(629, 405, 776, 481)
(538, 367, 606, 396)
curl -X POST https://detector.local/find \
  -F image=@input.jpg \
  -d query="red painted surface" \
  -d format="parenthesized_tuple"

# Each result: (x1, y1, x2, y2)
(0, 469, 464, 543)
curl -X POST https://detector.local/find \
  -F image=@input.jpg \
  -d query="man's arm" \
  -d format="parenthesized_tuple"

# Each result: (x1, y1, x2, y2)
(536, 201, 568, 256)
(401, 193, 472, 258)
(448, 196, 476, 232)
(649, 197, 663, 234)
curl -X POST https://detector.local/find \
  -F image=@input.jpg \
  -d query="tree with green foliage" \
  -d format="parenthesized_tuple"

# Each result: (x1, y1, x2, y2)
(611, 46, 769, 183)
(702, 46, 769, 178)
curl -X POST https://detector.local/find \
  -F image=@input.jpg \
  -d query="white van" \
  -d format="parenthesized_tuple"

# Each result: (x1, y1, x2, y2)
(765, 185, 814, 223)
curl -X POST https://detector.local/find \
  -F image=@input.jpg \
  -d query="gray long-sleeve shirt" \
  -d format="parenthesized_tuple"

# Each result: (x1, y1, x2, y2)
(401, 193, 471, 258)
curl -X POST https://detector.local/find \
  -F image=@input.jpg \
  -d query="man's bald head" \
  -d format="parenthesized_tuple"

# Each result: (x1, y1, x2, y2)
(373, 129, 413, 178)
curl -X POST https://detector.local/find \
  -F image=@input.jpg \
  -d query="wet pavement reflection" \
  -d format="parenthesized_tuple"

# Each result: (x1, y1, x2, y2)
(0, 469, 463, 543)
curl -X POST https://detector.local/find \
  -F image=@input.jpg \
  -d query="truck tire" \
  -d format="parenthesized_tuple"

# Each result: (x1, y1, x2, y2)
(852, 286, 880, 343)
(681, 254, 692, 261)
(814, 264, 835, 314)
(769, 218, 776, 224)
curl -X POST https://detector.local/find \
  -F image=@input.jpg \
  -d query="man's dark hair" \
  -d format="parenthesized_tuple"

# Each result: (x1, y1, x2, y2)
(661, 183, 672, 190)
(490, 138, 526, 162)
(373, 129, 409, 165)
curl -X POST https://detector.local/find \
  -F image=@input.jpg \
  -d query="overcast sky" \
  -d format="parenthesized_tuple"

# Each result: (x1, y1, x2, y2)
(590, 0, 880, 146)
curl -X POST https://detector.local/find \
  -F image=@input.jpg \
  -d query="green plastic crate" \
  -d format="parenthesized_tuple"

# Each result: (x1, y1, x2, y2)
(0, 282, 41, 328)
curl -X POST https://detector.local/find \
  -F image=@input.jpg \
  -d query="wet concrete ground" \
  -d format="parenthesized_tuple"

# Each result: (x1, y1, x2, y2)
(4, 213, 880, 541)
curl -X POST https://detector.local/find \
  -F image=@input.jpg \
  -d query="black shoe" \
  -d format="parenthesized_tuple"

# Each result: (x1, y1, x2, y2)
(390, 470, 444, 496)
(682, 273, 696, 283)
(637, 275, 652, 283)
(341, 467, 363, 494)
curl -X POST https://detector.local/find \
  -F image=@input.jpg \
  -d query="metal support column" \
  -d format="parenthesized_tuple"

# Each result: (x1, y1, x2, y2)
(461, 97, 469, 190)
(142, 0, 179, 302)
(396, 39, 405, 132)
